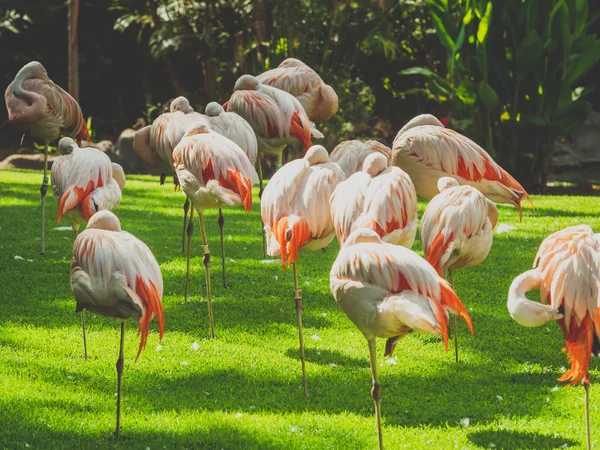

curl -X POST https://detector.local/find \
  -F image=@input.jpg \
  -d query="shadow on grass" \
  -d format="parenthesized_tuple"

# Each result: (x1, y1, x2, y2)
(468, 429, 579, 449)
(286, 347, 370, 368)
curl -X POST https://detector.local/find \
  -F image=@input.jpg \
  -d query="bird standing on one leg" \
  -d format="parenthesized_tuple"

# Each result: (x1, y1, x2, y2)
(330, 228, 473, 449)
(70, 210, 164, 440)
(173, 122, 258, 337)
(261, 145, 346, 396)
(133, 96, 211, 253)
(330, 152, 417, 248)
(507, 225, 600, 450)
(420, 177, 496, 363)
(205, 101, 258, 288)
(52, 137, 126, 359)
(392, 114, 532, 219)
(5, 61, 90, 255)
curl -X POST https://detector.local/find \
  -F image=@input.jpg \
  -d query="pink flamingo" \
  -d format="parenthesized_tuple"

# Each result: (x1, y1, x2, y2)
(261, 145, 346, 396)
(392, 114, 531, 218)
(133, 96, 211, 253)
(420, 177, 497, 362)
(330, 152, 417, 247)
(52, 136, 126, 359)
(256, 58, 338, 122)
(70, 210, 164, 440)
(5, 61, 90, 255)
(205, 101, 260, 283)
(330, 228, 473, 450)
(329, 139, 392, 178)
(173, 122, 258, 337)
(508, 225, 599, 450)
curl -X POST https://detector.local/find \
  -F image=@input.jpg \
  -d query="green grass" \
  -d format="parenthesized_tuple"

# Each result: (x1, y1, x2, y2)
(1, 169, 599, 449)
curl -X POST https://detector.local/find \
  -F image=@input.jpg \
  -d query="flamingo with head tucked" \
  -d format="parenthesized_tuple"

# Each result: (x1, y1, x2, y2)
(261, 145, 346, 396)
(173, 122, 258, 337)
(256, 58, 338, 122)
(392, 114, 532, 218)
(329, 139, 392, 178)
(330, 228, 473, 450)
(420, 177, 497, 362)
(507, 225, 599, 450)
(5, 61, 90, 255)
(70, 210, 164, 440)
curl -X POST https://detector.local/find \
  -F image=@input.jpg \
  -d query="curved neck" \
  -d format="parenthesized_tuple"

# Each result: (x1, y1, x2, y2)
(12, 68, 38, 106)
(507, 269, 561, 327)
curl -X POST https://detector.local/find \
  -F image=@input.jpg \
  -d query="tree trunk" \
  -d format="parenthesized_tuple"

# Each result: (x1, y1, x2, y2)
(67, 0, 80, 102)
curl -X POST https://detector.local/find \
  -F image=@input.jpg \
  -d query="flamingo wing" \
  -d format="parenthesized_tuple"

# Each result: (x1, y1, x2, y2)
(207, 112, 258, 165)
(330, 171, 369, 245)
(225, 90, 285, 139)
(330, 140, 391, 177)
(71, 229, 164, 358)
(50, 153, 73, 206)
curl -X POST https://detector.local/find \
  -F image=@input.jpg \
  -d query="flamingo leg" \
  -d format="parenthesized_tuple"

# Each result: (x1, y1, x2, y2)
(368, 338, 383, 450)
(448, 269, 459, 364)
(257, 153, 267, 259)
(276, 151, 284, 171)
(292, 262, 308, 397)
(584, 381, 591, 450)
(115, 321, 125, 441)
(184, 205, 194, 303)
(218, 208, 228, 289)
(199, 213, 215, 339)
(40, 142, 49, 256)
(81, 310, 88, 360)
(181, 197, 190, 253)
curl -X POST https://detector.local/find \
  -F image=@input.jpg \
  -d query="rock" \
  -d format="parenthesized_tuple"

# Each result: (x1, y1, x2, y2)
(90, 140, 117, 158)
(114, 128, 160, 175)
(0, 153, 58, 170)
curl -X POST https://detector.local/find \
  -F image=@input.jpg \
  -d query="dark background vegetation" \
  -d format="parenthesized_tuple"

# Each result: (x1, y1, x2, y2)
(1, 0, 599, 191)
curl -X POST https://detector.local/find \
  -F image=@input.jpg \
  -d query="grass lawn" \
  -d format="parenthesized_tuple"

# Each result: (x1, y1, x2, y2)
(1, 168, 599, 449)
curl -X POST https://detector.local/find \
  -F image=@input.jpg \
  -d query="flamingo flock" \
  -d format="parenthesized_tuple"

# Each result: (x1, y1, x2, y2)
(4, 59, 598, 450)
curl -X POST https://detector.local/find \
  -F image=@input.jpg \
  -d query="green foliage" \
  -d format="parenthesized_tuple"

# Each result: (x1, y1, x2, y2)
(1, 170, 600, 448)
(0, 9, 31, 40)
(402, 0, 600, 191)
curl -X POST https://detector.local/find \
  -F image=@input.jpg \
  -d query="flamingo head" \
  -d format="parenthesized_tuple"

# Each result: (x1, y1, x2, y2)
(234, 75, 259, 91)
(170, 97, 193, 114)
(344, 228, 382, 247)
(279, 58, 308, 68)
(437, 176, 459, 192)
(58, 137, 78, 155)
(16, 61, 49, 82)
(363, 153, 388, 177)
(87, 210, 121, 231)
(184, 121, 212, 137)
(397, 114, 445, 136)
(205, 101, 224, 117)
(305, 145, 329, 165)
(112, 163, 126, 190)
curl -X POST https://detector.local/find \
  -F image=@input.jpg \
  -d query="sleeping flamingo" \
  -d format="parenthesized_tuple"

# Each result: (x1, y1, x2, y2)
(133, 96, 211, 253)
(330, 152, 417, 248)
(392, 114, 532, 218)
(507, 225, 599, 450)
(329, 139, 392, 178)
(205, 101, 259, 285)
(173, 122, 258, 338)
(330, 228, 473, 449)
(256, 58, 338, 122)
(420, 177, 497, 362)
(261, 145, 346, 396)
(52, 137, 126, 359)
(70, 210, 164, 440)
(5, 61, 90, 255)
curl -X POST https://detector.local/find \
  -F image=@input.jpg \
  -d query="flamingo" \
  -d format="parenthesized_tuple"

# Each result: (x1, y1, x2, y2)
(173, 122, 258, 337)
(70, 210, 164, 440)
(330, 152, 417, 248)
(330, 228, 473, 449)
(133, 96, 211, 253)
(261, 145, 346, 396)
(392, 114, 532, 218)
(223, 74, 323, 170)
(255, 58, 338, 122)
(507, 225, 600, 450)
(52, 137, 126, 359)
(420, 177, 497, 362)
(5, 61, 90, 255)
(329, 139, 392, 178)
(205, 101, 259, 284)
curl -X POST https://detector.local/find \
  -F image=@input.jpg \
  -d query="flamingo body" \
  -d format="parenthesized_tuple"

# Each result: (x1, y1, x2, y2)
(256, 58, 338, 122)
(5, 61, 89, 144)
(329, 139, 392, 178)
(205, 102, 257, 165)
(392, 114, 530, 216)
(261, 145, 346, 266)
(330, 152, 417, 247)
